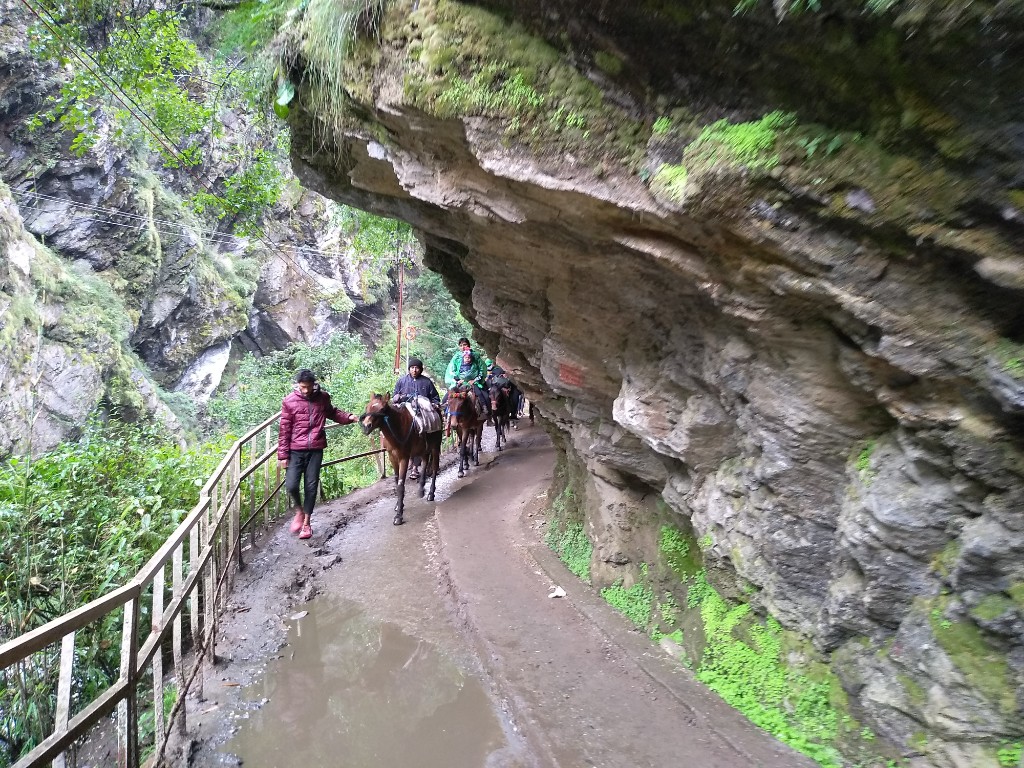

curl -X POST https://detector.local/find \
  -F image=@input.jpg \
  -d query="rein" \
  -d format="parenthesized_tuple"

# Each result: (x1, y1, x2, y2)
(381, 405, 416, 447)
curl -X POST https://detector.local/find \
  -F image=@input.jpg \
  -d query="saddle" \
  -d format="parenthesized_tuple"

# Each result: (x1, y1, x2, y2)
(402, 396, 443, 434)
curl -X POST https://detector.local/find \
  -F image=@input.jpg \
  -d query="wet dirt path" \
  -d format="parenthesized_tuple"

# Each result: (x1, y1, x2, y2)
(186, 423, 815, 767)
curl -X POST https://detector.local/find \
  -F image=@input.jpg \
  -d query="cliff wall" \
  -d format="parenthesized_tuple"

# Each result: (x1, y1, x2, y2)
(280, 0, 1024, 763)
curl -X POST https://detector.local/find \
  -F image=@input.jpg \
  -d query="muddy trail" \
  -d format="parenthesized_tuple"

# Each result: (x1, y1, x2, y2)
(182, 422, 814, 768)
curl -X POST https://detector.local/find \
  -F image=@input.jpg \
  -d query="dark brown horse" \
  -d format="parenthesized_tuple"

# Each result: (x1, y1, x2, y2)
(359, 393, 442, 525)
(487, 380, 512, 451)
(446, 386, 485, 477)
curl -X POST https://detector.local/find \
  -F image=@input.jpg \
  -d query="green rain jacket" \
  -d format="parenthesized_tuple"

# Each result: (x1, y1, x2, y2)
(444, 350, 487, 389)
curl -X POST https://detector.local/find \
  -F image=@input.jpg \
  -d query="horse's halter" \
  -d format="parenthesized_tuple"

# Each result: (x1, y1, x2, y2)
(362, 396, 416, 445)
(359, 397, 387, 435)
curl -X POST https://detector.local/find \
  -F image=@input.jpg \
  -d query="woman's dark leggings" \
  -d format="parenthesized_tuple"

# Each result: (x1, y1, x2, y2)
(285, 449, 324, 516)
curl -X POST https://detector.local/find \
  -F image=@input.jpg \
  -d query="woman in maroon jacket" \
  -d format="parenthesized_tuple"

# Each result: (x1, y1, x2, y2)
(277, 369, 357, 539)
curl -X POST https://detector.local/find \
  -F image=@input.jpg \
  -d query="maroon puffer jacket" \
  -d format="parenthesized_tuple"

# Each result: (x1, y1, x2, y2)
(277, 386, 356, 460)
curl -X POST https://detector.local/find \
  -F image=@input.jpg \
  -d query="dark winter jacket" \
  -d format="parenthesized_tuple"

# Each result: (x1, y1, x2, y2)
(393, 374, 441, 406)
(277, 385, 355, 460)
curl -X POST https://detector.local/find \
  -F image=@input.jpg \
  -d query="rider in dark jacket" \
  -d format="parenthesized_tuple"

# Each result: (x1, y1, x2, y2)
(392, 357, 440, 480)
(393, 357, 441, 407)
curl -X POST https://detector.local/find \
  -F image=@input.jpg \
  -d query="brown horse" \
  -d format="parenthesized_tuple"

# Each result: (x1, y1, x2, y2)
(359, 393, 442, 525)
(446, 386, 486, 477)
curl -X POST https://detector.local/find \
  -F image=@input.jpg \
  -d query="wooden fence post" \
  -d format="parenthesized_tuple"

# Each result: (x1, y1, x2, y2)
(52, 631, 75, 768)
(172, 544, 186, 738)
(117, 601, 139, 768)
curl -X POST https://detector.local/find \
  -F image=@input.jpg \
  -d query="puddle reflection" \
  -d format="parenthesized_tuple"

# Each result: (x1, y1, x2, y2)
(224, 599, 509, 767)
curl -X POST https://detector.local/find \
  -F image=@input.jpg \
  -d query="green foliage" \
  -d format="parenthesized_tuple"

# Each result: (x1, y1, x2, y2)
(214, 0, 297, 56)
(686, 111, 796, 173)
(283, 0, 392, 135)
(652, 116, 673, 135)
(602, 564, 654, 629)
(796, 132, 850, 159)
(998, 742, 1022, 767)
(994, 339, 1024, 379)
(28, 10, 212, 167)
(855, 439, 877, 477)
(404, 270, 475, 380)
(592, 50, 622, 76)
(659, 525, 699, 578)
(652, 163, 689, 202)
(436, 62, 544, 120)
(686, 571, 845, 767)
(190, 149, 284, 234)
(333, 205, 417, 303)
(0, 417, 231, 763)
(544, 487, 591, 581)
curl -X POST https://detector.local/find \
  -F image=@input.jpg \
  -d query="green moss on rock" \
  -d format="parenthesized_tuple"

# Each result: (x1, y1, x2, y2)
(930, 611, 1017, 716)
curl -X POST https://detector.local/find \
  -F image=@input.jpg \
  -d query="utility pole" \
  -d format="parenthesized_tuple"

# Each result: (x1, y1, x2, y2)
(394, 232, 404, 375)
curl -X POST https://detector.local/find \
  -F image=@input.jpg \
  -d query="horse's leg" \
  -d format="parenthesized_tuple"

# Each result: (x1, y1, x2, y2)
(418, 447, 427, 498)
(459, 428, 470, 477)
(426, 442, 438, 501)
(473, 427, 481, 466)
(394, 458, 406, 525)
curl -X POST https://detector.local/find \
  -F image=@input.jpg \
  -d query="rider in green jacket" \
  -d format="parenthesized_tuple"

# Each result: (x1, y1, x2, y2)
(444, 337, 490, 420)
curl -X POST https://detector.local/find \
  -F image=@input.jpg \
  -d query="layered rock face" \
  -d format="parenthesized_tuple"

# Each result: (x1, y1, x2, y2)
(282, 0, 1024, 763)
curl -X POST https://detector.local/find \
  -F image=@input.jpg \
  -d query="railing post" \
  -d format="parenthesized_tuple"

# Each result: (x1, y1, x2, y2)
(172, 543, 187, 738)
(52, 631, 75, 768)
(275, 461, 283, 520)
(189, 521, 203, 702)
(117, 601, 139, 768)
(232, 448, 242, 576)
(204, 487, 216, 667)
(152, 566, 165, 754)
(264, 426, 272, 530)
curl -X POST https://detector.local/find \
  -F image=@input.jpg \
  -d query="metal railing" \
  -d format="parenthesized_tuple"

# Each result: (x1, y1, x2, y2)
(0, 414, 384, 768)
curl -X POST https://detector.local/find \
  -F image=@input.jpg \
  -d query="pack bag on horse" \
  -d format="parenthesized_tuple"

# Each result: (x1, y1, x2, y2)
(359, 390, 443, 526)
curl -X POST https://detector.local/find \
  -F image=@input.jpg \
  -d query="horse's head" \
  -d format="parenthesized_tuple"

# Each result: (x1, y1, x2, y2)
(487, 382, 503, 410)
(447, 388, 469, 415)
(359, 392, 391, 435)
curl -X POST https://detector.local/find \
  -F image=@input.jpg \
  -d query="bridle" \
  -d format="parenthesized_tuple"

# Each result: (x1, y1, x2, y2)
(362, 398, 416, 446)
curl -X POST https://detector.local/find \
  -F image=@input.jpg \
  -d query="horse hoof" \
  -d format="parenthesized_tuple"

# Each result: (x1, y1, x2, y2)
(393, 514, 404, 525)
(426, 493, 435, 501)
(458, 470, 465, 478)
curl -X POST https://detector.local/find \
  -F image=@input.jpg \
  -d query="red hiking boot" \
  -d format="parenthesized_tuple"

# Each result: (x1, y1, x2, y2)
(290, 509, 304, 534)
(299, 523, 312, 540)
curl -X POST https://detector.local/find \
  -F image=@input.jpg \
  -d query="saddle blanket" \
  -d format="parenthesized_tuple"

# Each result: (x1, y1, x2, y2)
(403, 396, 443, 433)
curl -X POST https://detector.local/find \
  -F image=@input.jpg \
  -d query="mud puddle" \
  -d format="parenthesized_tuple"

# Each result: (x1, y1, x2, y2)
(221, 596, 514, 767)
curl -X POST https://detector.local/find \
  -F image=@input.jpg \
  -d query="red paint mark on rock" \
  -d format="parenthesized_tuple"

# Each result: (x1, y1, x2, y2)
(559, 363, 583, 387)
